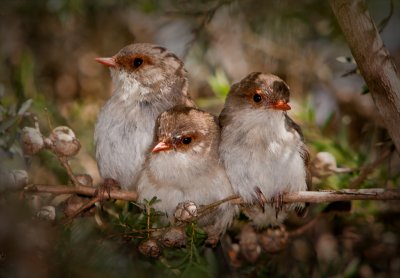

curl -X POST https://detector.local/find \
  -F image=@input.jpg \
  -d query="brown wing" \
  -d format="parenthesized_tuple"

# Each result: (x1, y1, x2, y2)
(284, 114, 312, 217)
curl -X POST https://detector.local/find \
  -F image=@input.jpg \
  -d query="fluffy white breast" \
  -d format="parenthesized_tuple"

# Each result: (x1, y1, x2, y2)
(94, 70, 166, 189)
(94, 104, 154, 189)
(220, 109, 307, 203)
(137, 152, 235, 228)
(147, 151, 209, 190)
(110, 69, 151, 99)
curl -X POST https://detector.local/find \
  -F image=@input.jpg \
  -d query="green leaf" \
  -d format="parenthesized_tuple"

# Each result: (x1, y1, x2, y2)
(0, 116, 19, 133)
(7, 103, 17, 116)
(17, 98, 32, 115)
(361, 85, 370, 95)
(208, 69, 230, 100)
(144, 196, 161, 206)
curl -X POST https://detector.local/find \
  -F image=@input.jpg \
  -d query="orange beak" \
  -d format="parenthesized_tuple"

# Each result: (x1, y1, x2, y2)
(95, 57, 116, 68)
(152, 141, 172, 153)
(272, 100, 291, 111)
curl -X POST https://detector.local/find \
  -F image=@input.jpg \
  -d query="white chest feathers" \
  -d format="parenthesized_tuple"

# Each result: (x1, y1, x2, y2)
(94, 71, 167, 189)
(220, 110, 308, 203)
(137, 152, 234, 223)
(110, 69, 151, 100)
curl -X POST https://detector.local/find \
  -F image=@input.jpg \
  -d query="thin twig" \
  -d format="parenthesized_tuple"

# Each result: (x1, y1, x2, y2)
(182, 0, 232, 59)
(25, 184, 138, 201)
(341, 67, 358, 77)
(125, 227, 169, 234)
(378, 0, 394, 33)
(174, 188, 400, 223)
(348, 149, 392, 188)
(282, 189, 400, 203)
(57, 156, 81, 187)
(289, 216, 320, 238)
(43, 107, 53, 131)
(25, 184, 400, 204)
(43, 135, 81, 187)
(198, 195, 240, 216)
(146, 204, 151, 238)
(61, 196, 101, 224)
(289, 201, 352, 237)
(105, 227, 169, 240)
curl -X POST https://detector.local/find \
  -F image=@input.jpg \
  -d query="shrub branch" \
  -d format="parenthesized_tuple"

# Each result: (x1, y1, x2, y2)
(25, 184, 400, 204)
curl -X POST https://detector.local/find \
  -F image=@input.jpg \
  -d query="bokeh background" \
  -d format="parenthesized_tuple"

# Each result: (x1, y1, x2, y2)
(1, 0, 400, 277)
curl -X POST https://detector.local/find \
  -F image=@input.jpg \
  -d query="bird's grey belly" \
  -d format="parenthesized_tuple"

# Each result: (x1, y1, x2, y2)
(96, 121, 153, 189)
(226, 145, 306, 201)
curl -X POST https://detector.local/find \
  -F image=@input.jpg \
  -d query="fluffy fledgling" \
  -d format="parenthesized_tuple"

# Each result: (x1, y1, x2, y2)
(219, 72, 311, 227)
(138, 106, 235, 236)
(95, 43, 195, 190)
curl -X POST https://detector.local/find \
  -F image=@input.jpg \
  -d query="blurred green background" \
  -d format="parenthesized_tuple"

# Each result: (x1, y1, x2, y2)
(0, 0, 399, 277)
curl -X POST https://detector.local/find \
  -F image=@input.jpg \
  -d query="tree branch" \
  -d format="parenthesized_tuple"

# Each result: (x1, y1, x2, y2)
(329, 0, 400, 153)
(25, 184, 400, 204)
(348, 149, 392, 188)
(62, 196, 101, 224)
(282, 189, 400, 203)
(25, 184, 138, 201)
(57, 157, 81, 187)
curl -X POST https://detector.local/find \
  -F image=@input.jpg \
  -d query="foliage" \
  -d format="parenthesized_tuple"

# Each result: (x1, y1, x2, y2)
(0, 97, 31, 157)
(208, 69, 230, 100)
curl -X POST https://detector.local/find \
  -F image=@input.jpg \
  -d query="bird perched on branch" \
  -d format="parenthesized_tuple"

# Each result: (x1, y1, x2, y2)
(219, 72, 311, 227)
(137, 106, 236, 239)
(95, 43, 195, 190)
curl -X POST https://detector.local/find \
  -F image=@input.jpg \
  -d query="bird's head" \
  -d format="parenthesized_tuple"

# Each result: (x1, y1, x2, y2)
(225, 72, 291, 113)
(96, 43, 188, 99)
(151, 106, 219, 159)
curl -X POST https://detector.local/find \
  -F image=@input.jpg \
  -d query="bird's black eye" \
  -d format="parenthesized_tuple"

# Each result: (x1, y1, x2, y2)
(133, 58, 143, 68)
(253, 93, 262, 103)
(182, 137, 192, 145)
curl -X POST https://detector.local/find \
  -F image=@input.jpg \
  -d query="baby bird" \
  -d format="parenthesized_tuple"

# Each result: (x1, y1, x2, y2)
(137, 106, 235, 237)
(95, 43, 195, 190)
(219, 72, 310, 227)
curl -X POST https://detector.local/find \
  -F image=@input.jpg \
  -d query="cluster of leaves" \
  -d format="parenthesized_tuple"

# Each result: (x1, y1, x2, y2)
(0, 97, 32, 158)
(110, 197, 215, 277)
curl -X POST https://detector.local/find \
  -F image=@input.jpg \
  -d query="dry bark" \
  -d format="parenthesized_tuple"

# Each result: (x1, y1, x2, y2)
(330, 0, 400, 153)
(25, 184, 400, 203)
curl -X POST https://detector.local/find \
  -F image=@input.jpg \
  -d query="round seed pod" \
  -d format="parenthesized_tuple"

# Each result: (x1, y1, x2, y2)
(36, 206, 56, 221)
(138, 239, 161, 258)
(174, 201, 198, 222)
(49, 126, 81, 157)
(12, 169, 28, 189)
(161, 227, 186, 248)
(21, 127, 44, 155)
(64, 195, 85, 217)
(258, 226, 289, 253)
(0, 169, 29, 192)
(43, 137, 53, 148)
(28, 194, 43, 210)
(311, 151, 337, 177)
(239, 225, 261, 262)
(75, 174, 93, 187)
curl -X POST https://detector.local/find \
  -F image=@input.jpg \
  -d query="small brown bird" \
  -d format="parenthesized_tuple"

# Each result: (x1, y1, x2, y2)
(137, 106, 236, 237)
(219, 72, 310, 227)
(95, 43, 195, 190)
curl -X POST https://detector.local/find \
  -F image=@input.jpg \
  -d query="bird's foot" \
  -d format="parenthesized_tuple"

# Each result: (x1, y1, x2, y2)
(95, 178, 121, 202)
(270, 193, 284, 219)
(254, 187, 267, 212)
